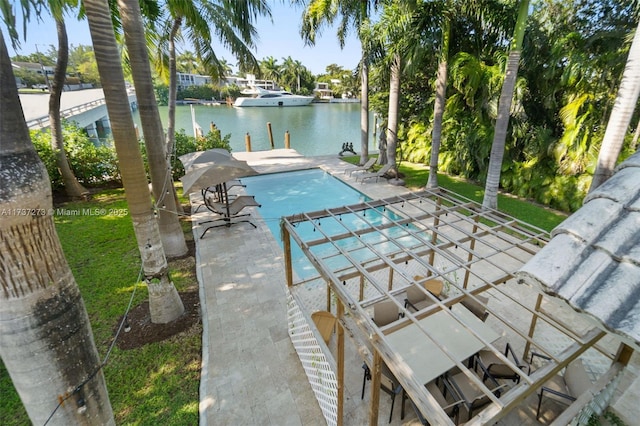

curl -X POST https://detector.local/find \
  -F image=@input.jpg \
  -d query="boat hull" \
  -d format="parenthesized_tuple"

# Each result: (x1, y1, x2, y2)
(234, 95, 314, 107)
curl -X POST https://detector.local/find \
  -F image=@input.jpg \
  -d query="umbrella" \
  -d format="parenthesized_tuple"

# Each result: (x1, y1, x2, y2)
(180, 158, 258, 195)
(178, 148, 232, 171)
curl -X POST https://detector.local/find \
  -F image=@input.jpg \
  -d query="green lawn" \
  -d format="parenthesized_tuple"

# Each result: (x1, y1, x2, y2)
(0, 189, 200, 425)
(347, 156, 567, 232)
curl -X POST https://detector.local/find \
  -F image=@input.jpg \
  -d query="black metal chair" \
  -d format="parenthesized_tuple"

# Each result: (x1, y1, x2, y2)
(446, 355, 504, 421)
(477, 342, 531, 383)
(361, 362, 405, 423)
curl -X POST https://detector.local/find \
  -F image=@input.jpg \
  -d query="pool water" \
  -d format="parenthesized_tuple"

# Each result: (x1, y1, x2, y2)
(242, 168, 407, 280)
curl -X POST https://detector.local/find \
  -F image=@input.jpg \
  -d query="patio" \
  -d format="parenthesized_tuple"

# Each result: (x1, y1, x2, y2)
(281, 186, 631, 425)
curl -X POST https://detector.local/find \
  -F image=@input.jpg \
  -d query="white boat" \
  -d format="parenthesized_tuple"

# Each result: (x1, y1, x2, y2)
(233, 88, 314, 107)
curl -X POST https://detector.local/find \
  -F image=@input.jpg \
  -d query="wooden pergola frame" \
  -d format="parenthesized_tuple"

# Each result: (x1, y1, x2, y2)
(281, 187, 631, 425)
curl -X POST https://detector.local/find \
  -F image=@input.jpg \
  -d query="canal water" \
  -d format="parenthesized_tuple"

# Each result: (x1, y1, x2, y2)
(134, 102, 376, 157)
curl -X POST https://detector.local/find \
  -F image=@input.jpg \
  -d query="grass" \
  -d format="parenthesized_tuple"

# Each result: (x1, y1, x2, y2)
(0, 189, 200, 425)
(346, 156, 567, 232)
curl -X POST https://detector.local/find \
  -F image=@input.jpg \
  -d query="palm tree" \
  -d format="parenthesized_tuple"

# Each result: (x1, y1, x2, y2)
(84, 0, 184, 324)
(118, 0, 188, 259)
(260, 55, 280, 83)
(373, 1, 416, 177)
(482, 0, 530, 210)
(427, 9, 451, 189)
(158, 0, 270, 160)
(177, 50, 198, 74)
(0, 30, 114, 425)
(300, 0, 380, 165)
(386, 51, 402, 175)
(280, 56, 308, 92)
(49, 13, 90, 199)
(589, 22, 640, 193)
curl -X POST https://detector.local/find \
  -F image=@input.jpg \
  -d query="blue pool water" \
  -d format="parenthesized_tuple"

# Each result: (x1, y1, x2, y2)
(242, 168, 406, 280)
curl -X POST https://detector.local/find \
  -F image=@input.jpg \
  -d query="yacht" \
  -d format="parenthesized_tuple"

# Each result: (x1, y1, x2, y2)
(233, 88, 314, 107)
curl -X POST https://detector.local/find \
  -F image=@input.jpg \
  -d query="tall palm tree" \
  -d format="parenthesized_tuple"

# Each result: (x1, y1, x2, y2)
(385, 51, 402, 175)
(427, 9, 450, 189)
(84, 0, 184, 324)
(177, 50, 198, 74)
(373, 1, 416, 177)
(118, 0, 188, 259)
(589, 22, 640, 193)
(482, 0, 530, 210)
(50, 13, 89, 199)
(280, 56, 308, 92)
(300, 0, 380, 165)
(158, 0, 270, 159)
(0, 30, 114, 425)
(260, 55, 281, 83)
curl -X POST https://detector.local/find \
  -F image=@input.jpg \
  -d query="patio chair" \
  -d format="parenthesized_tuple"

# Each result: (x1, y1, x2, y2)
(344, 157, 376, 176)
(356, 163, 393, 183)
(461, 294, 489, 322)
(361, 361, 405, 423)
(477, 342, 531, 383)
(536, 358, 592, 421)
(446, 354, 504, 421)
(200, 194, 261, 238)
(311, 311, 336, 345)
(373, 300, 401, 327)
(193, 180, 245, 213)
(404, 285, 437, 312)
(404, 377, 464, 425)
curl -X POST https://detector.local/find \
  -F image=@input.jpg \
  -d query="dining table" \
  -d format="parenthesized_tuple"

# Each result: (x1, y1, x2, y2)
(384, 304, 500, 386)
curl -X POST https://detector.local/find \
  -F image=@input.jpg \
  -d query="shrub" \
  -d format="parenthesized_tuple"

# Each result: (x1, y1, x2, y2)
(169, 129, 232, 180)
(30, 121, 120, 189)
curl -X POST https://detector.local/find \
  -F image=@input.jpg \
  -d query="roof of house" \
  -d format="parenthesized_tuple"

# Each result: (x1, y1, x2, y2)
(517, 149, 640, 347)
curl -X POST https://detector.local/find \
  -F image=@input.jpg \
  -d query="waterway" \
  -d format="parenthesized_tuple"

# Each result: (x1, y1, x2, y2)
(134, 102, 376, 157)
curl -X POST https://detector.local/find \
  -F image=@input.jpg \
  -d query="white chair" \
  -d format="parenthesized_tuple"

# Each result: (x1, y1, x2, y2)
(344, 157, 376, 176)
(356, 163, 393, 183)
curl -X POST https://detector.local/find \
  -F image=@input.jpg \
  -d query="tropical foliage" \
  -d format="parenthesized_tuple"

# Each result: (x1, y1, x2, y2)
(30, 122, 120, 188)
(369, 0, 640, 212)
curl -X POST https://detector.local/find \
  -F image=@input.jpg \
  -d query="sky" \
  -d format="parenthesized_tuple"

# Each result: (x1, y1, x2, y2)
(5, 2, 362, 76)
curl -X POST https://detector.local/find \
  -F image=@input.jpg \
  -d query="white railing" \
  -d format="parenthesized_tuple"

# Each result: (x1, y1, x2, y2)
(287, 290, 338, 426)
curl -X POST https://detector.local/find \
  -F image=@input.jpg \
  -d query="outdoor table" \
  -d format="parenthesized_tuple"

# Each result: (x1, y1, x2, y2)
(385, 304, 500, 386)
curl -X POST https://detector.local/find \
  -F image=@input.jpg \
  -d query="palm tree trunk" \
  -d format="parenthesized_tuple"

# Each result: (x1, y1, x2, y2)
(166, 18, 185, 216)
(118, 0, 187, 258)
(385, 53, 402, 176)
(84, 0, 184, 324)
(50, 17, 89, 199)
(165, 17, 182, 158)
(482, 0, 529, 210)
(1, 31, 114, 425)
(360, 53, 370, 164)
(427, 17, 450, 190)
(589, 22, 640, 193)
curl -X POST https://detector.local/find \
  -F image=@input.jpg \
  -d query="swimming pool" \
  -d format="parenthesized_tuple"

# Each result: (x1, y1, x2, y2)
(242, 168, 406, 280)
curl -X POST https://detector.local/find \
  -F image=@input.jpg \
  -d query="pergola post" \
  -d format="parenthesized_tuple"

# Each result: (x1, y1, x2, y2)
(428, 197, 443, 268)
(326, 280, 332, 311)
(614, 343, 635, 366)
(462, 216, 480, 289)
(282, 222, 293, 287)
(524, 293, 544, 359)
(337, 299, 345, 426)
(369, 350, 382, 425)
